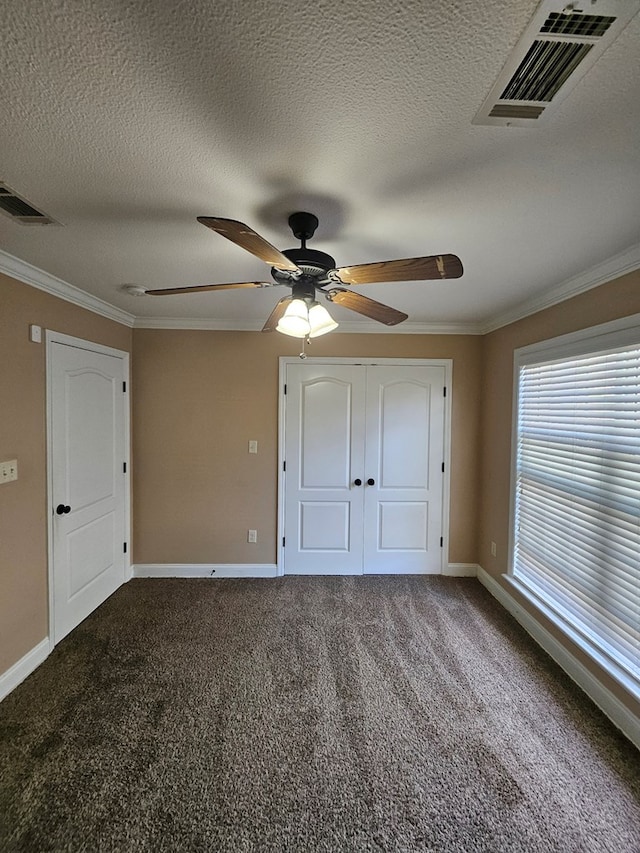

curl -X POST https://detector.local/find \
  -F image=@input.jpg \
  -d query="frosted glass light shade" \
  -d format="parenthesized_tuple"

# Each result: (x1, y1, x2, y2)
(276, 298, 338, 338)
(276, 299, 311, 337)
(308, 303, 339, 337)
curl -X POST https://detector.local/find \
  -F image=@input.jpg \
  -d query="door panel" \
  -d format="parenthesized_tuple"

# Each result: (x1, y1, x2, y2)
(378, 502, 428, 550)
(300, 502, 351, 550)
(284, 365, 365, 574)
(364, 366, 445, 574)
(51, 341, 127, 642)
(300, 379, 353, 489)
(378, 381, 430, 489)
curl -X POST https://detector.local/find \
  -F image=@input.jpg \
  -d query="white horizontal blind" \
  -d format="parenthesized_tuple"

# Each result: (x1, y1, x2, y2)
(513, 343, 640, 692)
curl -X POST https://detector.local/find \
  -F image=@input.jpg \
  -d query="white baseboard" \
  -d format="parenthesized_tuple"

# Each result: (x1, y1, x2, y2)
(133, 563, 278, 579)
(0, 637, 50, 702)
(477, 566, 640, 751)
(444, 563, 479, 577)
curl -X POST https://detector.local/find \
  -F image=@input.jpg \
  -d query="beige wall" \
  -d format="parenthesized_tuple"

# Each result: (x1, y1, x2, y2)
(4, 262, 639, 721)
(132, 330, 483, 565)
(0, 273, 132, 673)
(479, 268, 640, 717)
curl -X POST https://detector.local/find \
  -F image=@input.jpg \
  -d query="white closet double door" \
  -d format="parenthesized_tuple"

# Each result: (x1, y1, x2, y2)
(283, 361, 447, 575)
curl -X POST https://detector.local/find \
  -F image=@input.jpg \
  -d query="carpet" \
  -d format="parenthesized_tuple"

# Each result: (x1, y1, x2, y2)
(1, 576, 639, 852)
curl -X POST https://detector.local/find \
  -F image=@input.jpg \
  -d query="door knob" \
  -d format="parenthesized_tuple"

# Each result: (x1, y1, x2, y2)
(56, 504, 71, 515)
(367, 478, 375, 486)
(353, 478, 362, 486)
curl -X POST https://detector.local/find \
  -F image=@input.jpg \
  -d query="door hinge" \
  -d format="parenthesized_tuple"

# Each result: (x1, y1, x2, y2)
(440, 537, 443, 548)
(441, 462, 445, 473)
(123, 462, 127, 473)
(443, 386, 447, 397)
(284, 383, 287, 394)
(283, 460, 286, 472)
(123, 542, 127, 553)
(282, 536, 285, 547)
(123, 381, 127, 393)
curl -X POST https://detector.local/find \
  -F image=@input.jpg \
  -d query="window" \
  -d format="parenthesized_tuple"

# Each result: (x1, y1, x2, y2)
(509, 316, 640, 700)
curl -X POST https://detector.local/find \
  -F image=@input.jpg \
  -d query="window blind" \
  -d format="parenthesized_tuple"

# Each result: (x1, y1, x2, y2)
(513, 343, 640, 693)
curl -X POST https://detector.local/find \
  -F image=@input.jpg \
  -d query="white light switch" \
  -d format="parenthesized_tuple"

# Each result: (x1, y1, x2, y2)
(247, 529, 257, 543)
(29, 325, 42, 343)
(248, 440, 258, 454)
(0, 459, 18, 483)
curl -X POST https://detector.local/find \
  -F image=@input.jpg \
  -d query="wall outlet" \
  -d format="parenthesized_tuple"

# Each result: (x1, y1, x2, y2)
(247, 529, 257, 543)
(490, 541, 497, 557)
(0, 459, 18, 483)
(248, 440, 258, 454)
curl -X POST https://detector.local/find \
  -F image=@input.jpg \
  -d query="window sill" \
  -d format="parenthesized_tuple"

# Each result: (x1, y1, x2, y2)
(503, 573, 640, 704)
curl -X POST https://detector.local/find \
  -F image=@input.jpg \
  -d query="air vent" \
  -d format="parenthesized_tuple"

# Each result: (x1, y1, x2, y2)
(540, 11, 615, 37)
(0, 183, 57, 225)
(488, 104, 546, 119)
(473, 0, 639, 127)
(500, 40, 594, 102)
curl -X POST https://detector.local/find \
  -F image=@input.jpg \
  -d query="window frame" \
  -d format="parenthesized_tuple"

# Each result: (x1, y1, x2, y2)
(507, 311, 640, 701)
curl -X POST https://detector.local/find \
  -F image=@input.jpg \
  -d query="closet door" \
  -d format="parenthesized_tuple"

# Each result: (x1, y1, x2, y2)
(363, 366, 445, 574)
(283, 364, 365, 574)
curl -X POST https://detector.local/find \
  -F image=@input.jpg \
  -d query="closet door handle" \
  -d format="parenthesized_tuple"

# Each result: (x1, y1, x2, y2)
(367, 478, 375, 486)
(353, 478, 362, 486)
(56, 504, 71, 515)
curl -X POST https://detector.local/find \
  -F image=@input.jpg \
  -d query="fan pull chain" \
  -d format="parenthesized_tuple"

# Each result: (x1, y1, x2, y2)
(299, 335, 311, 359)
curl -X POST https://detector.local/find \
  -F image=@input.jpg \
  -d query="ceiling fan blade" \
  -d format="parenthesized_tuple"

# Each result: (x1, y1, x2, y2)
(326, 288, 408, 326)
(331, 254, 463, 285)
(262, 296, 291, 332)
(146, 282, 272, 296)
(198, 217, 300, 272)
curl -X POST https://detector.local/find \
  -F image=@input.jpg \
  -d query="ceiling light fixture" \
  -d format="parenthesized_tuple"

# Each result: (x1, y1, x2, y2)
(275, 281, 339, 338)
(276, 298, 338, 338)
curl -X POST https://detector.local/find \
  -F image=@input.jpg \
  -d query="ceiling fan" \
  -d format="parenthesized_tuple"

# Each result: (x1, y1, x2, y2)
(146, 212, 463, 336)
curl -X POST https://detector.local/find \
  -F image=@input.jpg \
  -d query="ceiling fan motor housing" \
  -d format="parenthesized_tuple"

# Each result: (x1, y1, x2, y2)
(271, 247, 336, 287)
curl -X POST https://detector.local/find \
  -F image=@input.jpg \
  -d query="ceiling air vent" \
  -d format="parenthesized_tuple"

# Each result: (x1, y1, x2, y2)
(473, 0, 639, 127)
(0, 183, 57, 225)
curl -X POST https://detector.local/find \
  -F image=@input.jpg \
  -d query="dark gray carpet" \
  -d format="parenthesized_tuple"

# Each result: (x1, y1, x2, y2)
(1, 577, 639, 852)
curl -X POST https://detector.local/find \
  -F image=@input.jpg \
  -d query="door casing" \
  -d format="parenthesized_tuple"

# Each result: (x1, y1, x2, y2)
(277, 356, 453, 576)
(46, 331, 131, 649)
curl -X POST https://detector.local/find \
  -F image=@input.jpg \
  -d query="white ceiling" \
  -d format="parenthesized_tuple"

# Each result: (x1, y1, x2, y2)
(1, 0, 639, 332)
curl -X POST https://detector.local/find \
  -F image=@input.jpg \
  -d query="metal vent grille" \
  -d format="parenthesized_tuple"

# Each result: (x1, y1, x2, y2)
(472, 0, 637, 127)
(0, 183, 56, 224)
(541, 11, 616, 37)
(500, 40, 593, 102)
(489, 104, 545, 119)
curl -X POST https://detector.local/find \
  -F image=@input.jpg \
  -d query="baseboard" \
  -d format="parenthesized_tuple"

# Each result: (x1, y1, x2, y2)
(444, 563, 479, 577)
(133, 563, 278, 579)
(477, 566, 640, 751)
(0, 637, 50, 702)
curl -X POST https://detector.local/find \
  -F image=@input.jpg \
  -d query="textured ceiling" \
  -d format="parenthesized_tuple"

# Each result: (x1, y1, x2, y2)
(1, 0, 639, 331)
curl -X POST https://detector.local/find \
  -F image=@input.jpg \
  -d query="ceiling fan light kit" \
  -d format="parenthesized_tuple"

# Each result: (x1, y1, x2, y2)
(146, 211, 463, 338)
(276, 299, 339, 338)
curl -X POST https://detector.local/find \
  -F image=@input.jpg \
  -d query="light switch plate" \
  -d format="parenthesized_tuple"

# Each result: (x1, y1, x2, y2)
(248, 440, 258, 454)
(0, 459, 18, 483)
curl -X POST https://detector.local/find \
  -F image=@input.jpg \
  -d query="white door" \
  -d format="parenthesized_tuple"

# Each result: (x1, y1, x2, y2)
(283, 364, 366, 574)
(283, 361, 446, 575)
(49, 338, 128, 643)
(363, 366, 445, 574)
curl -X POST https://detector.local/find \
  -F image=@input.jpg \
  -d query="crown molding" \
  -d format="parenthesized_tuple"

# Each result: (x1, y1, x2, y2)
(479, 241, 640, 335)
(133, 316, 483, 334)
(4, 239, 639, 338)
(0, 249, 136, 328)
